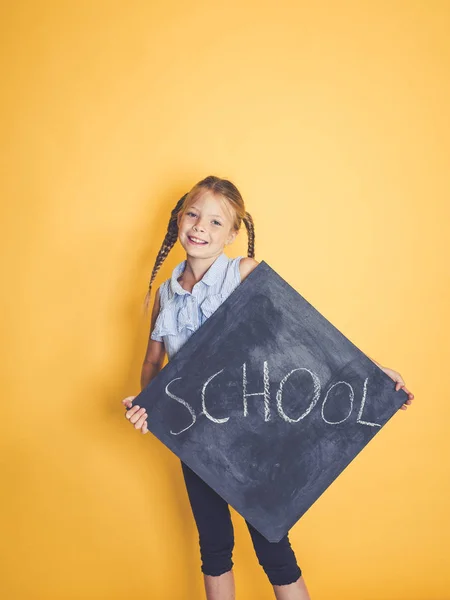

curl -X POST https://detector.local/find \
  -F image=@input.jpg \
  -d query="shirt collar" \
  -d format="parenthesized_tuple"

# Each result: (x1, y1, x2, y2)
(170, 252, 229, 296)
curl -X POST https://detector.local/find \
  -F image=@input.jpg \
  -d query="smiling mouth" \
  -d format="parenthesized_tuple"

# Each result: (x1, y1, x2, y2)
(188, 235, 208, 245)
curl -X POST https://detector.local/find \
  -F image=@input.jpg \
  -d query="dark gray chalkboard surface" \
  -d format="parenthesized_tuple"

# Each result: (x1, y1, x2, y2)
(132, 261, 408, 542)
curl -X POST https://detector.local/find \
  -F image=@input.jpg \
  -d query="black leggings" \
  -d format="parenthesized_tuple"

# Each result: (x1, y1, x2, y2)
(181, 461, 302, 586)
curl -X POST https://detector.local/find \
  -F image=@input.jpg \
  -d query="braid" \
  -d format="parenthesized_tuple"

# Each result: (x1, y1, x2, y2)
(243, 211, 255, 258)
(142, 193, 188, 316)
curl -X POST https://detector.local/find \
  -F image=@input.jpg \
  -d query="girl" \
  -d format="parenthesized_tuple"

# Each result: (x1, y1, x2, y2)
(122, 175, 414, 600)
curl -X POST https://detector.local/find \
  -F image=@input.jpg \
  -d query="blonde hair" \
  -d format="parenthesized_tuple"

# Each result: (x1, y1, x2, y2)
(143, 175, 256, 315)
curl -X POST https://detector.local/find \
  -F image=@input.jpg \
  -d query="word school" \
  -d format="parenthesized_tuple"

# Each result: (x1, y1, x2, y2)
(164, 361, 383, 435)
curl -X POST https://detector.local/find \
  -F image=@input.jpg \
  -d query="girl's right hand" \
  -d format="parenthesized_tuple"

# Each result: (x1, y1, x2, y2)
(121, 396, 149, 434)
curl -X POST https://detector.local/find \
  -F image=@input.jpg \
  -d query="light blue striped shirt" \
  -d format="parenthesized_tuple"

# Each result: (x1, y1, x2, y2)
(151, 252, 244, 360)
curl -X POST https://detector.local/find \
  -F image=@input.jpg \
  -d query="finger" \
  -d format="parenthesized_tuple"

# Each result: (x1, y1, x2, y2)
(397, 385, 414, 400)
(125, 405, 141, 419)
(135, 412, 148, 430)
(122, 396, 136, 405)
(130, 407, 146, 424)
(129, 407, 146, 424)
(141, 420, 148, 434)
(122, 397, 136, 410)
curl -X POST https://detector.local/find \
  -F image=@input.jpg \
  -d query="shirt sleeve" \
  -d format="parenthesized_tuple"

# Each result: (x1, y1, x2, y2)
(150, 286, 164, 342)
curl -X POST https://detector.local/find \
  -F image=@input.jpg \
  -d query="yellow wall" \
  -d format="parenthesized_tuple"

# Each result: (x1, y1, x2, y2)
(1, 1, 449, 598)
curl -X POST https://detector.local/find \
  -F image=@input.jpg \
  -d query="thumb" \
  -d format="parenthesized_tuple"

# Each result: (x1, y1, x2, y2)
(122, 395, 136, 408)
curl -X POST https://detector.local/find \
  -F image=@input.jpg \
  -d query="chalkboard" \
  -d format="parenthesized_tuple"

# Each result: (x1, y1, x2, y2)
(132, 261, 408, 542)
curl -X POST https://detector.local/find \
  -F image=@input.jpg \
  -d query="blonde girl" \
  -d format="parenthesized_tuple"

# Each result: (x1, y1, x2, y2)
(122, 175, 414, 600)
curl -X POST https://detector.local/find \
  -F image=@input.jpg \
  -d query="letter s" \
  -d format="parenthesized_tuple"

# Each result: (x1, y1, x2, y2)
(165, 377, 197, 435)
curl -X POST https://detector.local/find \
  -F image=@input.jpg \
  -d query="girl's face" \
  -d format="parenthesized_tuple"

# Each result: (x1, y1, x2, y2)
(177, 190, 237, 258)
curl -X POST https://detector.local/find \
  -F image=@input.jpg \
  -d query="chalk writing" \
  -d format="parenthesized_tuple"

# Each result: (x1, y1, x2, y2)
(166, 361, 382, 435)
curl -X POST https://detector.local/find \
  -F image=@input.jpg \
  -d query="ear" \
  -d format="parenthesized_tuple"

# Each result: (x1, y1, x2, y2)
(177, 210, 183, 228)
(226, 229, 238, 245)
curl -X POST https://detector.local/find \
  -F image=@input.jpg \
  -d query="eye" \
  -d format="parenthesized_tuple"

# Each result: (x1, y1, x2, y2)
(186, 211, 221, 226)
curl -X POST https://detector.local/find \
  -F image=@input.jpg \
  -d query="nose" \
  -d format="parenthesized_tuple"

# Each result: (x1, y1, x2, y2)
(194, 218, 207, 232)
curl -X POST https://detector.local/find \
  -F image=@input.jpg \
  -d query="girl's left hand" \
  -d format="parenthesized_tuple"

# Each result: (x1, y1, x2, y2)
(381, 367, 414, 410)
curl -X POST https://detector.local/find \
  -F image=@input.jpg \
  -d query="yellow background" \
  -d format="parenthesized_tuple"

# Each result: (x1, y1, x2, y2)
(1, 1, 449, 598)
